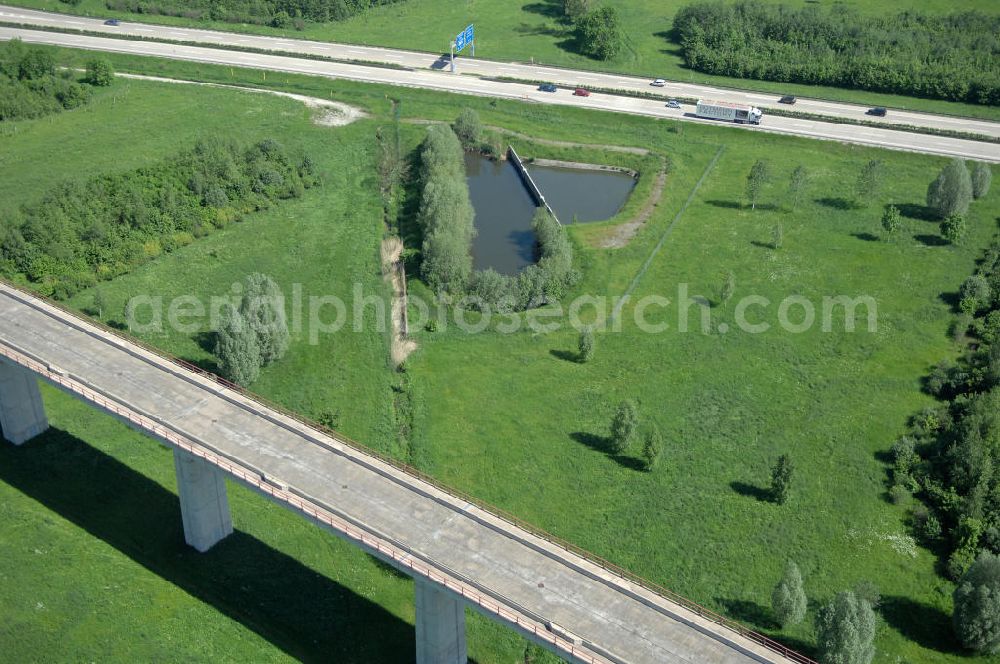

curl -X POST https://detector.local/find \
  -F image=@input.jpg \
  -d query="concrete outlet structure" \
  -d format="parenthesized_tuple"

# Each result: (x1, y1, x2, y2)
(173, 448, 234, 552)
(0, 359, 49, 445)
(415, 579, 467, 664)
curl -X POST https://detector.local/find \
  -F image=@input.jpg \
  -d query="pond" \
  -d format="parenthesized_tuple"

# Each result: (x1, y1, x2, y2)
(464, 153, 636, 275)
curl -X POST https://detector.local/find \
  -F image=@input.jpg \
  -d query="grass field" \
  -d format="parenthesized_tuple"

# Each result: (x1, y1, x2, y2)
(6, 0, 1000, 121)
(1, 46, 999, 663)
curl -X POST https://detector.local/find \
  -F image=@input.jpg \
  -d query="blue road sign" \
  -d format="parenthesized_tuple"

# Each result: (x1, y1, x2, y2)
(454, 24, 474, 52)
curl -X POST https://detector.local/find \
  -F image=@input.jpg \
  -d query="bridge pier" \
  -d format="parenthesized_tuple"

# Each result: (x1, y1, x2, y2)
(173, 448, 233, 552)
(415, 578, 467, 664)
(0, 360, 48, 445)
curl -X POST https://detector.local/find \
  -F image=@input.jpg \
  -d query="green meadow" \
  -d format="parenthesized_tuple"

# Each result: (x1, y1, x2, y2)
(0, 47, 998, 662)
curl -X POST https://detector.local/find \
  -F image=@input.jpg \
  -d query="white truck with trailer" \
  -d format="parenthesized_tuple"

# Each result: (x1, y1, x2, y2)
(695, 99, 763, 125)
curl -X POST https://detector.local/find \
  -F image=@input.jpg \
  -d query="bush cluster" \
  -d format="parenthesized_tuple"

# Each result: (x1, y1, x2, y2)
(0, 40, 95, 121)
(417, 124, 476, 295)
(891, 239, 1000, 588)
(467, 208, 579, 312)
(104, 0, 404, 28)
(673, 2, 1000, 105)
(0, 138, 318, 299)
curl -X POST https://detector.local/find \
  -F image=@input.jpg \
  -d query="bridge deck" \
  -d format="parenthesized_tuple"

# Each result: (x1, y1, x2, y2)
(0, 284, 789, 664)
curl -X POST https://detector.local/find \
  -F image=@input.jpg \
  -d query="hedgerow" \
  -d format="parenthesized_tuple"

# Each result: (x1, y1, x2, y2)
(0, 40, 95, 121)
(674, 2, 1000, 105)
(0, 138, 318, 299)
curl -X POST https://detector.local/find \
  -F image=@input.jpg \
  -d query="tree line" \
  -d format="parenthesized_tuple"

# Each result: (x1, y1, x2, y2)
(0, 137, 318, 299)
(673, 1, 1000, 105)
(103, 0, 404, 29)
(416, 115, 579, 312)
(0, 40, 114, 121)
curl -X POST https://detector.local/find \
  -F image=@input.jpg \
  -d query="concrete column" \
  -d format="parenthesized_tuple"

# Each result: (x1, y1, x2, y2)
(415, 578, 467, 664)
(0, 360, 48, 445)
(173, 448, 233, 552)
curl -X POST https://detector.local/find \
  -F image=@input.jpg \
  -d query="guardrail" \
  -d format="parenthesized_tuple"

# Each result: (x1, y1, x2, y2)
(0, 279, 816, 664)
(507, 145, 562, 226)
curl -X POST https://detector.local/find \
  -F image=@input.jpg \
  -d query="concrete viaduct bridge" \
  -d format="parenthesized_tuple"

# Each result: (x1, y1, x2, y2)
(0, 281, 810, 664)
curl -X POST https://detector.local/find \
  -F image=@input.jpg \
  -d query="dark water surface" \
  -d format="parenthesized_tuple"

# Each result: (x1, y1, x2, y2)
(465, 154, 636, 275)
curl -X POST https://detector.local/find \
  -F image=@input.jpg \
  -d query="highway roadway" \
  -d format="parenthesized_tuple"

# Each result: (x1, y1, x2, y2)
(0, 282, 804, 663)
(1, 23, 999, 162)
(2, 4, 999, 141)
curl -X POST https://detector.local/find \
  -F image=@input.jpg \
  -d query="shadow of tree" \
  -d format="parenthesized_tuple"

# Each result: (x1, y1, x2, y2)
(895, 202, 938, 222)
(522, 0, 564, 21)
(750, 240, 779, 250)
(851, 232, 880, 242)
(569, 432, 644, 470)
(730, 480, 772, 503)
(550, 348, 579, 363)
(881, 596, 960, 654)
(915, 234, 949, 247)
(815, 196, 857, 211)
(716, 597, 775, 630)
(0, 427, 414, 663)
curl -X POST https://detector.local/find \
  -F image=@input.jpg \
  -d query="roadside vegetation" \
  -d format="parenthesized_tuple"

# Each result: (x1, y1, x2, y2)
(2, 45, 1000, 664)
(674, 2, 1000, 105)
(101, 0, 405, 29)
(0, 40, 110, 120)
(0, 134, 317, 299)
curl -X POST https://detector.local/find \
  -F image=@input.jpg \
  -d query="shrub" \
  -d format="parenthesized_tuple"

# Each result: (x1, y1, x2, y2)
(85, 58, 114, 87)
(889, 484, 911, 505)
(928, 159, 974, 219)
(772, 561, 807, 628)
(815, 591, 877, 664)
(578, 326, 595, 363)
(770, 454, 793, 505)
(972, 162, 992, 200)
(215, 304, 261, 386)
(453, 108, 483, 150)
(576, 7, 624, 60)
(610, 400, 638, 454)
(942, 214, 969, 245)
(953, 552, 1000, 653)
(642, 427, 662, 470)
(240, 273, 289, 365)
(880, 205, 902, 238)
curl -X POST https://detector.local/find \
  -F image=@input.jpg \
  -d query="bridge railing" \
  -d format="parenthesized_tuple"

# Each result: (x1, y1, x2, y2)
(0, 279, 816, 664)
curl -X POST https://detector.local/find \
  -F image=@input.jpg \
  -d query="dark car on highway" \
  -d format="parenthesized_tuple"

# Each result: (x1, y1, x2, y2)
(868, 107, 888, 117)
(779, 95, 797, 104)
(539, 83, 558, 93)
(103, 18, 121, 25)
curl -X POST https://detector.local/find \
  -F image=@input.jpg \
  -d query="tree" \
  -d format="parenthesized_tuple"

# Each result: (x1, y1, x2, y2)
(610, 400, 638, 454)
(642, 427, 663, 471)
(771, 223, 784, 250)
(787, 165, 807, 211)
(452, 108, 483, 150)
(941, 214, 968, 245)
(961, 274, 992, 313)
(719, 270, 735, 306)
(880, 205, 902, 239)
(215, 304, 261, 386)
(854, 159, 885, 206)
(240, 273, 289, 365)
(927, 159, 974, 218)
(576, 7, 624, 60)
(953, 552, 1000, 654)
(770, 454, 793, 504)
(815, 591, 877, 664)
(85, 58, 114, 87)
(971, 162, 992, 200)
(578, 326, 595, 363)
(746, 160, 770, 210)
(92, 288, 107, 319)
(772, 561, 808, 628)
(563, 0, 591, 22)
